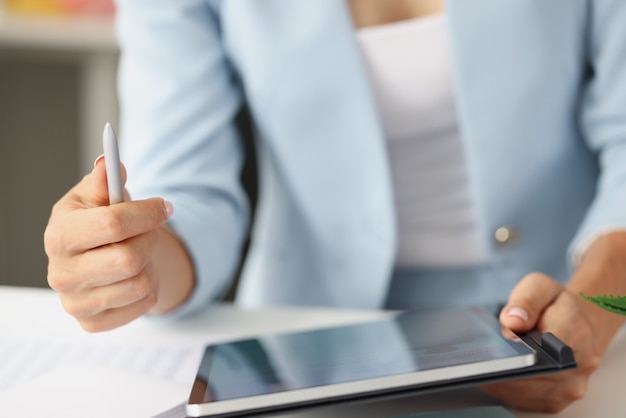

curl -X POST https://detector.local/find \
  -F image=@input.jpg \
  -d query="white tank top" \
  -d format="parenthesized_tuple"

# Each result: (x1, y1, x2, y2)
(356, 14, 487, 268)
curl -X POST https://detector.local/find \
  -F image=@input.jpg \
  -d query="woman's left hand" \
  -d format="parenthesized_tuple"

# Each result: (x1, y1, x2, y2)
(481, 232, 626, 412)
(480, 273, 601, 413)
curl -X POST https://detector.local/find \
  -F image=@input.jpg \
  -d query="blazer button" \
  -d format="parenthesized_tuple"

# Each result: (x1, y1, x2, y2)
(494, 226, 519, 246)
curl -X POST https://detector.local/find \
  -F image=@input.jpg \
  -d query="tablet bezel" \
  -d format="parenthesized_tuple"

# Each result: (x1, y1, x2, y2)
(186, 306, 537, 418)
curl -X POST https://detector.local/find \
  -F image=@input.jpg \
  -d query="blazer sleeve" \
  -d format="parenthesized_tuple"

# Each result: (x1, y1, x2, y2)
(568, 0, 626, 267)
(115, 0, 249, 318)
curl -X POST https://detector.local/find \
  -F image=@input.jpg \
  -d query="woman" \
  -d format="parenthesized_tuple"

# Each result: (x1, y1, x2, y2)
(45, 0, 626, 412)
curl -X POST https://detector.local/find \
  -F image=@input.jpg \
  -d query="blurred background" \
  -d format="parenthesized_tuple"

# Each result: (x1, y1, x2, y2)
(0, 0, 118, 288)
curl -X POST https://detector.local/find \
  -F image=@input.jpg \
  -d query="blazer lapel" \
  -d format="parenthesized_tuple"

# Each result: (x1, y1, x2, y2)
(223, 0, 397, 308)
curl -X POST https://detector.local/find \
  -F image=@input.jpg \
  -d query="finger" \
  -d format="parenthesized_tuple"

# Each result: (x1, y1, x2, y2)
(61, 266, 157, 319)
(98, 155, 129, 203)
(500, 272, 563, 332)
(89, 155, 128, 207)
(49, 230, 159, 291)
(62, 263, 158, 319)
(44, 159, 136, 258)
(77, 290, 158, 333)
(479, 371, 587, 414)
(61, 155, 129, 210)
(537, 297, 601, 375)
(499, 325, 521, 342)
(48, 198, 173, 255)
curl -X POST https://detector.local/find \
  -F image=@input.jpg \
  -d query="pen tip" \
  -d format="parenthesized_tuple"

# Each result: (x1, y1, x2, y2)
(103, 122, 117, 139)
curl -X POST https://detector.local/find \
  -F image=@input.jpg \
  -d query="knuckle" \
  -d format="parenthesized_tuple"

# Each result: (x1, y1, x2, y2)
(46, 270, 61, 290)
(60, 292, 106, 320)
(116, 248, 145, 277)
(79, 312, 123, 333)
(580, 354, 601, 374)
(47, 269, 72, 292)
(43, 224, 64, 257)
(521, 272, 551, 287)
(100, 210, 124, 239)
(149, 198, 167, 222)
(525, 271, 546, 281)
(132, 274, 154, 299)
(48, 200, 64, 221)
(545, 377, 588, 407)
(44, 202, 76, 255)
(79, 319, 107, 334)
(143, 291, 158, 310)
(61, 298, 87, 318)
(522, 272, 560, 291)
(565, 381, 588, 401)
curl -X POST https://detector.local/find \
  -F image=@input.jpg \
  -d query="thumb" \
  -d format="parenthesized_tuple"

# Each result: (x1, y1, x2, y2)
(81, 154, 128, 207)
(500, 272, 564, 333)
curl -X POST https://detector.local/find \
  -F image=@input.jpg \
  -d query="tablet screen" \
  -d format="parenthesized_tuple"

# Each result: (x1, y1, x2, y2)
(187, 306, 536, 417)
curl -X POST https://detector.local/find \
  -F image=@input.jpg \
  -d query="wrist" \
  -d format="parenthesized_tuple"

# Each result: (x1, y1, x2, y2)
(568, 231, 626, 352)
(149, 224, 195, 315)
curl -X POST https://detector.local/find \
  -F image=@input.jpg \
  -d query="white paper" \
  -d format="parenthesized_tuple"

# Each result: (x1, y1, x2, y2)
(0, 331, 216, 417)
(0, 337, 204, 391)
(0, 363, 188, 418)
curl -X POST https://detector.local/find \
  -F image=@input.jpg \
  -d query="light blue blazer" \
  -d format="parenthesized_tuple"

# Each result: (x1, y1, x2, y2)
(115, 0, 626, 317)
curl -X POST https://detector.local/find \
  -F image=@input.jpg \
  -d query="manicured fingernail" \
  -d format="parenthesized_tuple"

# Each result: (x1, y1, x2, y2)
(507, 307, 529, 322)
(163, 201, 174, 219)
(93, 154, 105, 169)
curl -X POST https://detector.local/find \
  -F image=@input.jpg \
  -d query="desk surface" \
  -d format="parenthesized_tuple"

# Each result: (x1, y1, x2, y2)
(1, 286, 625, 418)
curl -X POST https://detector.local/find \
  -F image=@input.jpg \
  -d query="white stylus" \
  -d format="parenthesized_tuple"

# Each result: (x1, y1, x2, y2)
(103, 123, 124, 205)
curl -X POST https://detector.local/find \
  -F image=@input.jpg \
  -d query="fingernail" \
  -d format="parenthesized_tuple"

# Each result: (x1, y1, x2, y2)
(93, 154, 105, 169)
(163, 201, 174, 219)
(507, 307, 529, 322)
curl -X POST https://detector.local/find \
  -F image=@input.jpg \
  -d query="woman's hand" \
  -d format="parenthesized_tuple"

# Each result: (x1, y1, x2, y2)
(481, 232, 626, 413)
(480, 273, 601, 413)
(44, 156, 173, 332)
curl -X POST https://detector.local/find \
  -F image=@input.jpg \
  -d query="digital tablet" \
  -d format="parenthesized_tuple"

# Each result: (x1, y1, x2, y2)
(187, 306, 542, 417)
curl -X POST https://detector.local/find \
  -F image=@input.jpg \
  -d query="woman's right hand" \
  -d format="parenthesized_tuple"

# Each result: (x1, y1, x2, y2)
(44, 156, 173, 332)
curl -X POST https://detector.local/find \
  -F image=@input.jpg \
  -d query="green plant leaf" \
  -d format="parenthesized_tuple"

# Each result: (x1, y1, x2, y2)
(580, 293, 626, 316)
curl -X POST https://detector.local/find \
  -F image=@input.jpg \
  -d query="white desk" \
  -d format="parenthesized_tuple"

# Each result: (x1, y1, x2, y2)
(1, 286, 625, 418)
